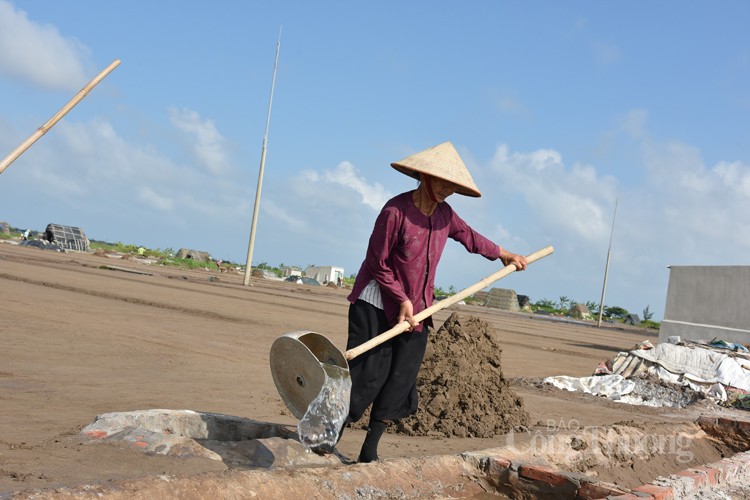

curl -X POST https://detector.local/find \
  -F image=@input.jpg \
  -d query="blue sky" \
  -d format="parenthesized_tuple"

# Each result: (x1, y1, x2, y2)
(1, 1, 749, 321)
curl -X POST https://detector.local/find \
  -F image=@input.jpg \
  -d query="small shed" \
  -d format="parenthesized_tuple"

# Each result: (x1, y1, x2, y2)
(176, 249, 212, 263)
(44, 223, 90, 252)
(624, 314, 641, 325)
(283, 266, 303, 278)
(569, 303, 592, 320)
(484, 288, 520, 312)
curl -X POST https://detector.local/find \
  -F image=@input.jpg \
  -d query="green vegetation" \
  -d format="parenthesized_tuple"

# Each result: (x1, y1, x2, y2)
(1, 226, 25, 240)
(430, 288, 659, 329)
(603, 305, 628, 320)
(89, 240, 171, 257)
(527, 297, 660, 330)
(585, 301, 599, 314)
(254, 262, 283, 278)
(531, 298, 557, 314)
(163, 257, 227, 270)
(88, 240, 242, 270)
(643, 305, 654, 321)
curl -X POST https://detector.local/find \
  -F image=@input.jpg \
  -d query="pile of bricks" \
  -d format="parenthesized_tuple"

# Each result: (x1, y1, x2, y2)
(480, 452, 750, 499)
(476, 415, 750, 499)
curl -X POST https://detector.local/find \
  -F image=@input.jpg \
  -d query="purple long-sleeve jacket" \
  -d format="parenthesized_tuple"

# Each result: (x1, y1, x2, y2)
(347, 191, 501, 331)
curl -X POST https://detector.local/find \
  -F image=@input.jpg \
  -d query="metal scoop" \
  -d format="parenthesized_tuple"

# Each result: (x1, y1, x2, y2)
(270, 331, 348, 419)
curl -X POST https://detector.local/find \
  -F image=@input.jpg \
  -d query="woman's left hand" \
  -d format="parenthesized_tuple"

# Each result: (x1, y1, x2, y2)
(500, 250, 528, 271)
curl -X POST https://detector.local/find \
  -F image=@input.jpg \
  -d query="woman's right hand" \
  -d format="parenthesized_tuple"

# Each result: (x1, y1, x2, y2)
(399, 300, 418, 331)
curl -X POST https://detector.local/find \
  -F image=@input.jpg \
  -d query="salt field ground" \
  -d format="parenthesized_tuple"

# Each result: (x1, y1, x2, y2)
(2, 242, 749, 498)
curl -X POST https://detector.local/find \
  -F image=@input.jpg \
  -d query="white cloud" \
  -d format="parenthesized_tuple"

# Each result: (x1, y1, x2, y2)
(490, 144, 616, 242)
(489, 222, 527, 250)
(55, 119, 162, 181)
(640, 146, 750, 252)
(10, 117, 249, 228)
(631, 120, 750, 252)
(168, 107, 229, 175)
(303, 161, 392, 211)
(716, 161, 750, 197)
(263, 199, 305, 230)
(642, 139, 704, 185)
(303, 170, 320, 182)
(138, 187, 174, 212)
(0, 0, 89, 90)
(27, 163, 85, 197)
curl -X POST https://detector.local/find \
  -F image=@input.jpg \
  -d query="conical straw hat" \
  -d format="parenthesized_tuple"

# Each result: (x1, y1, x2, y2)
(390, 141, 481, 197)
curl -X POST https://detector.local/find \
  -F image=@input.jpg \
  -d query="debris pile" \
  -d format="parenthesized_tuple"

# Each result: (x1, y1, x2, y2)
(545, 337, 750, 409)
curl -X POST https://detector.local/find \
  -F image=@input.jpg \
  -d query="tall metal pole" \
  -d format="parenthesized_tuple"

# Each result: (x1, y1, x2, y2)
(597, 197, 619, 327)
(243, 28, 281, 286)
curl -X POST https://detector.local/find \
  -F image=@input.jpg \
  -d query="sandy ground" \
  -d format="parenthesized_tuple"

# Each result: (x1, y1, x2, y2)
(1, 242, 746, 496)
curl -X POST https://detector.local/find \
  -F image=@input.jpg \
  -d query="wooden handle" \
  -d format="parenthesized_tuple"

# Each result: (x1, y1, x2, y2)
(344, 245, 554, 361)
(0, 59, 121, 175)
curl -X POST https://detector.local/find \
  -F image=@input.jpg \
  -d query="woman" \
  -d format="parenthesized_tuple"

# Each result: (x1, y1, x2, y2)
(344, 141, 527, 462)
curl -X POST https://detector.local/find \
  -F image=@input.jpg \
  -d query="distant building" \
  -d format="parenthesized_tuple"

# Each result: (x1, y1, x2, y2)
(660, 266, 750, 345)
(282, 266, 303, 278)
(304, 265, 344, 285)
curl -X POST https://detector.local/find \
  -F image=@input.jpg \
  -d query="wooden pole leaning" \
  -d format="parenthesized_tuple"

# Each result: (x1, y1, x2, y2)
(344, 245, 555, 361)
(0, 59, 121, 175)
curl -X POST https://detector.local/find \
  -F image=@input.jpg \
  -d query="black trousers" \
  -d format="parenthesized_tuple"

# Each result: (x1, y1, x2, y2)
(346, 300, 429, 422)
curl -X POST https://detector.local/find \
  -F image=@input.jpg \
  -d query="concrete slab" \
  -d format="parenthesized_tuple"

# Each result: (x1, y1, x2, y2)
(80, 409, 351, 468)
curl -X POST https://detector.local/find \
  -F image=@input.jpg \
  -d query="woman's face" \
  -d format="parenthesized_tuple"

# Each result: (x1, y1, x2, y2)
(429, 177, 459, 203)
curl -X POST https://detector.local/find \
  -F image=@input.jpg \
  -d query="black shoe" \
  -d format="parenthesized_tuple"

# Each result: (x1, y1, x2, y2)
(357, 453, 378, 463)
(357, 419, 385, 463)
(311, 443, 335, 455)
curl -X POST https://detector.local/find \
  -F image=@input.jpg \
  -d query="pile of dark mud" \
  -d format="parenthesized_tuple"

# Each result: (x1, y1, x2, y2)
(390, 313, 530, 438)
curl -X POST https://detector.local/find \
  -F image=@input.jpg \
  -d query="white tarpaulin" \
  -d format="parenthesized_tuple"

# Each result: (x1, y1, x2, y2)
(628, 342, 726, 383)
(543, 374, 635, 400)
(716, 357, 750, 392)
